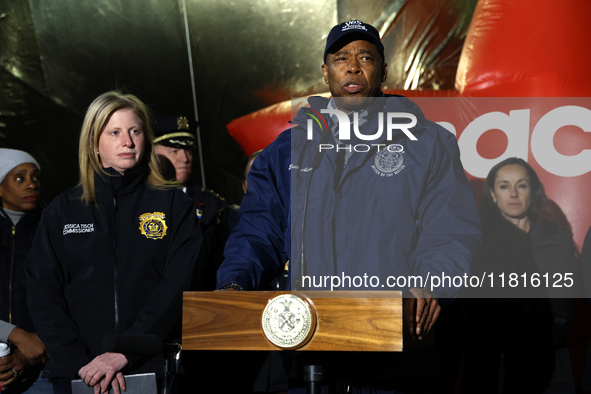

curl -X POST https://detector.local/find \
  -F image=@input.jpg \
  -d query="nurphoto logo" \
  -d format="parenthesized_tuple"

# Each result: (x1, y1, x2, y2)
(304, 108, 417, 153)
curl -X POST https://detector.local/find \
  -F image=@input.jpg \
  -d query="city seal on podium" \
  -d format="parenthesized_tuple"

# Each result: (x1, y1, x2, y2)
(262, 294, 314, 349)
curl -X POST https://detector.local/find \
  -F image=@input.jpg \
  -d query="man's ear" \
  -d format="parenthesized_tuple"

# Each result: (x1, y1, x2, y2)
(322, 64, 329, 84)
(382, 62, 388, 82)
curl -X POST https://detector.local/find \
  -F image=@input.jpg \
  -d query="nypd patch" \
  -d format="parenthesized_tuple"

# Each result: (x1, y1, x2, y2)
(139, 212, 168, 240)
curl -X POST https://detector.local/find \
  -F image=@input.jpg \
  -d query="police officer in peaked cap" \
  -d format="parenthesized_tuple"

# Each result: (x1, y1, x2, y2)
(154, 115, 236, 289)
(153, 115, 232, 226)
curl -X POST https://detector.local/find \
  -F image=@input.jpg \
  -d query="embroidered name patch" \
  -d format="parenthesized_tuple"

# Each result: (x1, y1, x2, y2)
(63, 223, 94, 236)
(139, 212, 168, 240)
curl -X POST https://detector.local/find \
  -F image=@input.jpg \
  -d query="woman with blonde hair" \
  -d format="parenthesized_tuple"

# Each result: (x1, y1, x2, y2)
(26, 91, 201, 394)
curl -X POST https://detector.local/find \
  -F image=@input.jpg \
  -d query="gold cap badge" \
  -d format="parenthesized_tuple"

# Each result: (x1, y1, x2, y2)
(139, 212, 168, 240)
(177, 116, 189, 130)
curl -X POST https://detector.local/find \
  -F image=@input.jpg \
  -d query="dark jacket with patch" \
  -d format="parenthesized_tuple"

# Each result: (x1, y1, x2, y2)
(26, 166, 200, 379)
(185, 184, 236, 291)
(185, 184, 230, 227)
(217, 95, 482, 297)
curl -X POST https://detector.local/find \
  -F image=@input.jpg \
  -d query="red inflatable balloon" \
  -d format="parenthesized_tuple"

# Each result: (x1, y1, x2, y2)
(456, 0, 591, 97)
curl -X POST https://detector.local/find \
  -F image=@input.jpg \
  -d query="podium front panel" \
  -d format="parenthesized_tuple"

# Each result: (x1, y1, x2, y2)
(182, 291, 403, 352)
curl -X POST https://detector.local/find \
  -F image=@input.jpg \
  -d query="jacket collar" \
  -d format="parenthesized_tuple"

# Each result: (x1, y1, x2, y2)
(0, 204, 41, 229)
(529, 215, 566, 247)
(94, 165, 148, 199)
(295, 93, 425, 140)
(479, 214, 565, 258)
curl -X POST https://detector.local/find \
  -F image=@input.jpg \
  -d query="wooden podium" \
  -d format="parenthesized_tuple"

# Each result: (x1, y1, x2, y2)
(183, 291, 427, 352)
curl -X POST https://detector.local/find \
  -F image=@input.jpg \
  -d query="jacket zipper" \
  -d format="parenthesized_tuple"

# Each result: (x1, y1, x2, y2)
(112, 191, 120, 333)
(8, 226, 15, 323)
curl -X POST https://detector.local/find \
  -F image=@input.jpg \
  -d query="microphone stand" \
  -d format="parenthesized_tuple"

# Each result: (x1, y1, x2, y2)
(162, 343, 181, 394)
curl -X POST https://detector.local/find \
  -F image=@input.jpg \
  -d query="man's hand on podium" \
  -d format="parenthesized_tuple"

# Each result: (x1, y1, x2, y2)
(409, 287, 440, 340)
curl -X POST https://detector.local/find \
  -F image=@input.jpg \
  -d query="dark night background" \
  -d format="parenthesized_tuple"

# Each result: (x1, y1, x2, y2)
(0, 0, 475, 205)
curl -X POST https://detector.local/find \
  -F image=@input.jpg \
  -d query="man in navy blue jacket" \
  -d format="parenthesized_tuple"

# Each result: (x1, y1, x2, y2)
(218, 20, 481, 345)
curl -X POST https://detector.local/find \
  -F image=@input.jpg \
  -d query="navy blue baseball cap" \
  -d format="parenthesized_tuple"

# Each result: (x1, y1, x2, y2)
(324, 20, 385, 63)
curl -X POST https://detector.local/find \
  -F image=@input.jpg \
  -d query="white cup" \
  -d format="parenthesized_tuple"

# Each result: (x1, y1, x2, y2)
(0, 343, 10, 358)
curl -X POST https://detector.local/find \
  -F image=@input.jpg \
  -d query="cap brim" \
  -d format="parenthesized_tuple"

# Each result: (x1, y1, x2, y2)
(156, 137, 196, 149)
(324, 31, 384, 62)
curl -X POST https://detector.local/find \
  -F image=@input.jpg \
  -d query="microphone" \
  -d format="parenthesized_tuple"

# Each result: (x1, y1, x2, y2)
(102, 335, 163, 357)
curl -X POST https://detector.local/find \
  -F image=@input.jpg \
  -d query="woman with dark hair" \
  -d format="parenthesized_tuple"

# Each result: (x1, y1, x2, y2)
(479, 158, 554, 230)
(26, 91, 201, 394)
(0, 149, 51, 393)
(462, 157, 576, 393)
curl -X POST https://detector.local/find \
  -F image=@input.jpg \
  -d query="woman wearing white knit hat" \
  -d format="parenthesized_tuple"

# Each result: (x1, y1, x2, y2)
(0, 148, 51, 393)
